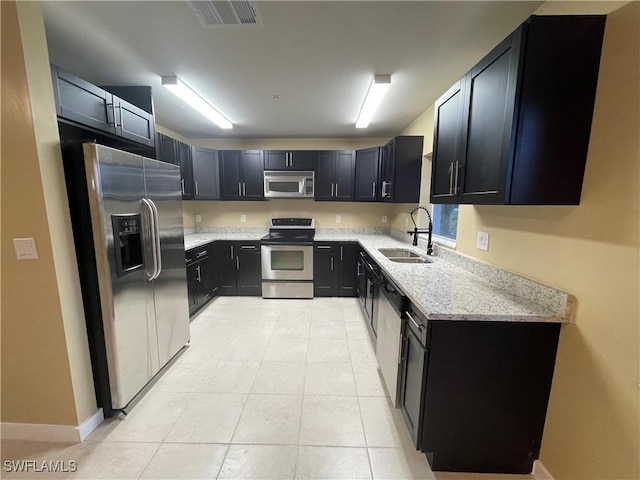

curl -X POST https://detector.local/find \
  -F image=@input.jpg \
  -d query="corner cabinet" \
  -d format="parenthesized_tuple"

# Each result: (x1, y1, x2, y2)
(220, 150, 264, 200)
(379, 136, 423, 203)
(431, 15, 606, 205)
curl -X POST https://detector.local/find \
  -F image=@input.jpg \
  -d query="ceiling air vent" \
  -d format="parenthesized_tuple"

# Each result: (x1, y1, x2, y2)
(189, 1, 262, 28)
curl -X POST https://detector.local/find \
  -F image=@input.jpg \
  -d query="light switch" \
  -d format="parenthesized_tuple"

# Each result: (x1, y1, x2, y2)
(476, 231, 489, 251)
(13, 237, 39, 260)
(240, 214, 246, 223)
(195, 214, 202, 223)
(335, 215, 342, 224)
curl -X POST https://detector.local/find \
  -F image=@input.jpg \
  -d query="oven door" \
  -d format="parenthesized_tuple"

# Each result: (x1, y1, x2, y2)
(261, 244, 313, 280)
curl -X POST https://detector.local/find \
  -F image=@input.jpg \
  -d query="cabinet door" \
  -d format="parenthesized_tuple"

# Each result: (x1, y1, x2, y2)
(236, 243, 262, 296)
(200, 249, 218, 300)
(357, 257, 367, 310)
(186, 263, 198, 313)
(264, 151, 288, 170)
(220, 151, 242, 200)
(380, 143, 393, 201)
(53, 66, 115, 134)
(431, 81, 465, 204)
(157, 133, 178, 165)
(334, 150, 355, 201)
(177, 141, 193, 200)
(313, 244, 337, 296)
(314, 151, 334, 201)
(216, 241, 237, 295)
(241, 150, 264, 200)
(114, 97, 155, 147)
(460, 32, 521, 204)
(399, 327, 427, 447)
(192, 147, 220, 200)
(355, 147, 380, 201)
(337, 243, 358, 297)
(290, 151, 317, 170)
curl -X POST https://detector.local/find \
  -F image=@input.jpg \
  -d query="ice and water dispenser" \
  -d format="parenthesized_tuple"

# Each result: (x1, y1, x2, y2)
(111, 214, 144, 277)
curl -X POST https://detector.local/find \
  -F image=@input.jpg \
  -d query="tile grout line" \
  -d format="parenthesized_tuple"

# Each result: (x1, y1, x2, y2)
(135, 441, 163, 480)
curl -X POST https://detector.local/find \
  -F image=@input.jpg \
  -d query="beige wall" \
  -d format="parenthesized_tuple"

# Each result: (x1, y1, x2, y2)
(1, 1, 80, 426)
(400, 3, 640, 478)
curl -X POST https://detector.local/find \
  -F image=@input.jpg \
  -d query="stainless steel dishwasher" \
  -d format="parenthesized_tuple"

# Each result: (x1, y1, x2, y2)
(375, 272, 407, 407)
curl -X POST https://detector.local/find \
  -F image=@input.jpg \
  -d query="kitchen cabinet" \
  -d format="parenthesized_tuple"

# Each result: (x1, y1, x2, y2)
(186, 243, 218, 316)
(379, 136, 423, 203)
(264, 150, 317, 170)
(313, 242, 358, 297)
(315, 151, 355, 201)
(396, 301, 562, 474)
(354, 147, 381, 202)
(155, 133, 193, 199)
(220, 150, 265, 200)
(217, 241, 262, 296)
(430, 15, 606, 205)
(191, 147, 220, 200)
(51, 65, 155, 148)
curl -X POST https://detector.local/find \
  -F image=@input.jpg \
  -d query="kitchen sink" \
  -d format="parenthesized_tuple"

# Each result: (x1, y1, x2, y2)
(378, 248, 421, 258)
(378, 248, 433, 264)
(389, 257, 432, 264)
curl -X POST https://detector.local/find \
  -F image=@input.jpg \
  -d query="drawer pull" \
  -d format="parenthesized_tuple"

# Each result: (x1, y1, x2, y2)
(316, 245, 332, 250)
(406, 311, 423, 330)
(240, 245, 256, 250)
(196, 250, 207, 257)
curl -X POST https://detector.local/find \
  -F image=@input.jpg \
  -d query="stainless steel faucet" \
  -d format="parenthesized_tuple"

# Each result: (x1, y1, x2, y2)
(407, 206, 434, 255)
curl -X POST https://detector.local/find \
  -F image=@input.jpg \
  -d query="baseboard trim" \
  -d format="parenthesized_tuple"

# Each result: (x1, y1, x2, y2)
(533, 460, 555, 480)
(1, 408, 103, 443)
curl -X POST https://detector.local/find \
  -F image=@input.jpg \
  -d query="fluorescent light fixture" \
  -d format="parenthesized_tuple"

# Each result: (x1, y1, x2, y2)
(161, 76, 233, 129)
(355, 75, 391, 129)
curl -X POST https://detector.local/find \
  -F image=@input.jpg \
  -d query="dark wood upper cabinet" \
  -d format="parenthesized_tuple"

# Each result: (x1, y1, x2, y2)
(51, 65, 155, 149)
(156, 133, 178, 165)
(176, 141, 193, 200)
(315, 151, 355, 201)
(431, 15, 606, 205)
(355, 147, 381, 202)
(191, 147, 220, 200)
(220, 150, 264, 200)
(379, 136, 423, 203)
(264, 150, 317, 170)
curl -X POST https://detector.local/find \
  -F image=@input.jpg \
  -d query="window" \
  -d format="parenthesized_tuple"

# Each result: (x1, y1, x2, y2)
(431, 204, 458, 245)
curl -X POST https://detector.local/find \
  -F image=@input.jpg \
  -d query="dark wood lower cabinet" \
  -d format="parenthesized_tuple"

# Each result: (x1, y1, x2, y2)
(214, 241, 262, 297)
(313, 242, 358, 297)
(186, 243, 218, 316)
(398, 306, 562, 474)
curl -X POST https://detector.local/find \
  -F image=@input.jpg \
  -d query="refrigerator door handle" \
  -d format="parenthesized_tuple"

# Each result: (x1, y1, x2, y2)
(148, 199, 162, 280)
(141, 198, 159, 280)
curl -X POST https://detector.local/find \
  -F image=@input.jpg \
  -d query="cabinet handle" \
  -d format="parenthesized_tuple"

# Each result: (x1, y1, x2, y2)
(335, 183, 338, 197)
(195, 181, 199, 195)
(340, 246, 343, 261)
(331, 183, 334, 197)
(398, 334, 404, 365)
(400, 336, 409, 362)
(449, 162, 454, 195)
(357, 262, 361, 276)
(381, 181, 387, 198)
(240, 245, 256, 250)
(114, 104, 122, 128)
(453, 161, 460, 194)
(196, 250, 207, 258)
(196, 265, 201, 282)
(230, 245, 234, 259)
(181, 179, 185, 195)
(243, 182, 246, 196)
(238, 183, 242, 196)
(236, 257, 240, 270)
(330, 257, 334, 271)
(316, 245, 331, 249)
(406, 311, 423, 330)
(372, 182, 376, 198)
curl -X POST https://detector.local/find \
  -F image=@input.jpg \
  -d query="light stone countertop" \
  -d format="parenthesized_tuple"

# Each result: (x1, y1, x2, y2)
(184, 231, 570, 324)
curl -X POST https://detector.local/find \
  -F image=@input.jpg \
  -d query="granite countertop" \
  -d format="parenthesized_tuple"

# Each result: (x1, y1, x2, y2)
(184, 231, 571, 324)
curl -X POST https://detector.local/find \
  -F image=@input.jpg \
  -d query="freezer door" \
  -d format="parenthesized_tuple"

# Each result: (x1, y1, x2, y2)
(85, 144, 159, 409)
(143, 157, 190, 366)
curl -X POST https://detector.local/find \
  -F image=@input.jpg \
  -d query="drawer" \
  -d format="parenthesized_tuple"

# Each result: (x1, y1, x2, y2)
(405, 302, 430, 347)
(185, 242, 213, 265)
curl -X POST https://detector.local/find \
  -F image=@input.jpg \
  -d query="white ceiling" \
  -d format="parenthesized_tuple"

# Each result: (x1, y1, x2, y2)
(42, 1, 544, 139)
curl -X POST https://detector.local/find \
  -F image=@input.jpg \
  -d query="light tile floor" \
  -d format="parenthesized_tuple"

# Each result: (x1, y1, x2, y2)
(1, 297, 534, 480)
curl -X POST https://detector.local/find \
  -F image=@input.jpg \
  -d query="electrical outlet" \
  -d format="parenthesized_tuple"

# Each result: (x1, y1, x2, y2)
(405, 217, 409, 227)
(381, 215, 388, 224)
(335, 215, 342, 224)
(195, 214, 202, 223)
(13, 238, 39, 260)
(240, 214, 247, 223)
(477, 231, 489, 251)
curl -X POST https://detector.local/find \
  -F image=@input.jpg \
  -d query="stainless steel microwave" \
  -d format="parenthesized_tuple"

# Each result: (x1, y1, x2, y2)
(264, 171, 314, 198)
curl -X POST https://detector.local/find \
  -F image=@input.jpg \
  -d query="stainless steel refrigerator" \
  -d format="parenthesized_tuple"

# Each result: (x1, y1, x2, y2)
(63, 142, 189, 415)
